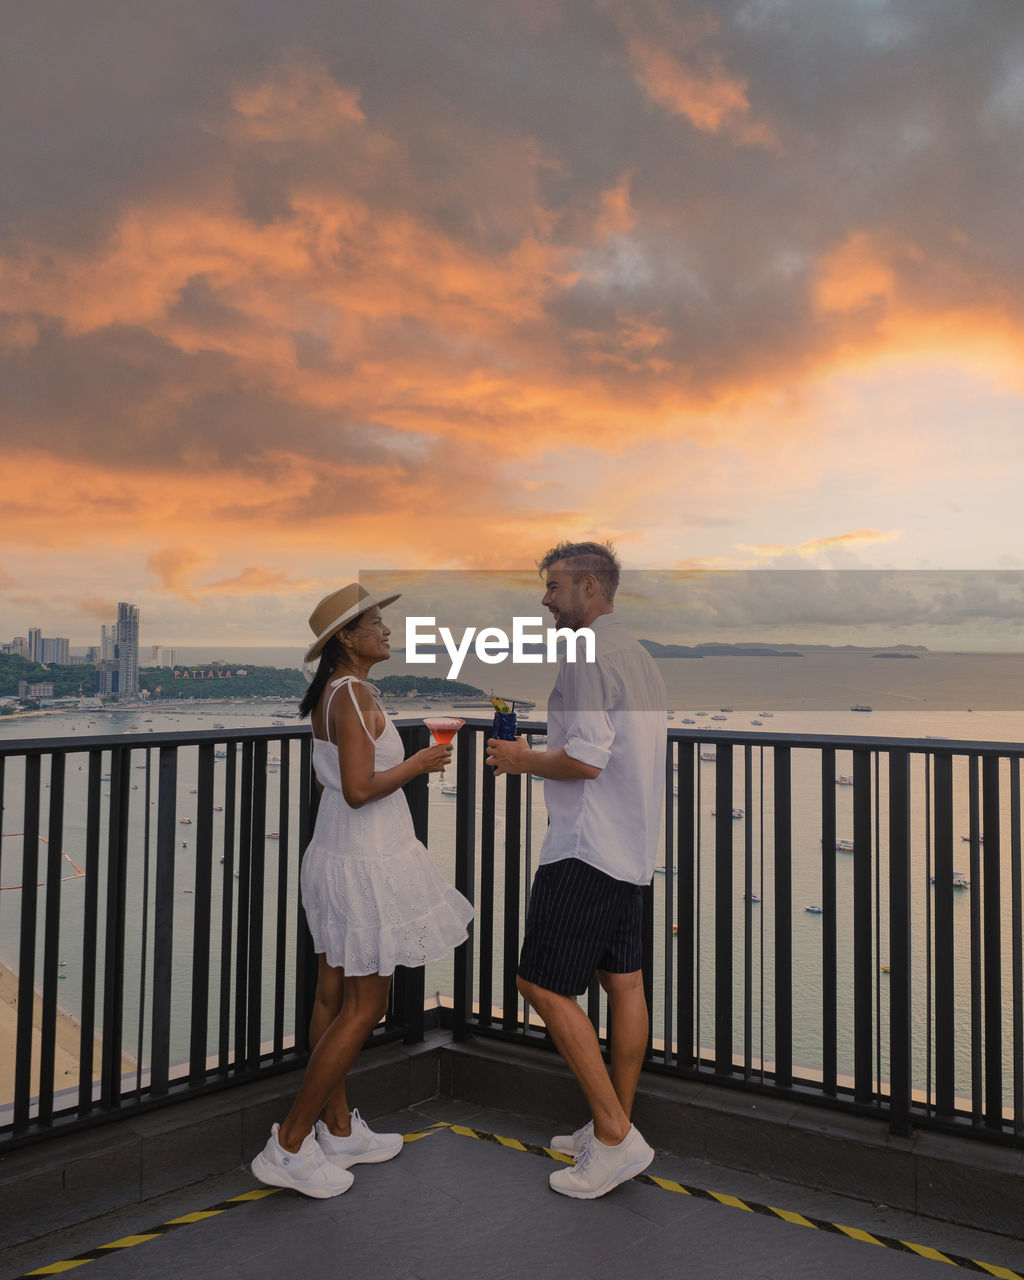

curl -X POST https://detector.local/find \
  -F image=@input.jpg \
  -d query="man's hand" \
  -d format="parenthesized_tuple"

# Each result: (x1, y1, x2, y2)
(485, 737, 602, 781)
(485, 735, 533, 776)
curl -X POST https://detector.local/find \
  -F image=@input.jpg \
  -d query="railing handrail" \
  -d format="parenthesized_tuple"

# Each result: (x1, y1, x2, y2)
(7, 719, 1024, 758)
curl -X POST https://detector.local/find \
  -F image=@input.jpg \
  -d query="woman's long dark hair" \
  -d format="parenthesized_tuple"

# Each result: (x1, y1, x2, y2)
(299, 617, 363, 718)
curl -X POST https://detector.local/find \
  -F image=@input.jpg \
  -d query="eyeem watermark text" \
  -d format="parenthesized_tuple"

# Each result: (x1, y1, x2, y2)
(405, 617, 595, 680)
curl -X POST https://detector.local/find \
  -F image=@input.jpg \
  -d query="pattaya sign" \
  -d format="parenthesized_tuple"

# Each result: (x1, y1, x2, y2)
(173, 669, 249, 679)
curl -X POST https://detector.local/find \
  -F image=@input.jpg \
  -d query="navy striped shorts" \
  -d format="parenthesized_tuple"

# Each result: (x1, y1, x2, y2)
(517, 858, 643, 997)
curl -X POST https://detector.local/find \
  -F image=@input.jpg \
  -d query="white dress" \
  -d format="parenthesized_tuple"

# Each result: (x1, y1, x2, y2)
(300, 677, 473, 976)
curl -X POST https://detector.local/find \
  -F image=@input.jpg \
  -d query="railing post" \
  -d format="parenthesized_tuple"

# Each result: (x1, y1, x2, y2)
(773, 746, 792, 1090)
(820, 748, 837, 1097)
(151, 745, 178, 1097)
(982, 754, 1003, 1130)
(452, 727, 477, 1041)
(398, 724, 430, 1042)
(714, 745, 734, 1077)
(852, 749, 873, 1105)
(888, 749, 912, 1136)
(502, 773, 522, 1032)
(933, 752, 955, 1119)
(101, 746, 131, 1110)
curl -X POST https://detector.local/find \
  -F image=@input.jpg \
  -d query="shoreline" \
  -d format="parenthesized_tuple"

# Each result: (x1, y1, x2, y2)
(0, 960, 135, 1104)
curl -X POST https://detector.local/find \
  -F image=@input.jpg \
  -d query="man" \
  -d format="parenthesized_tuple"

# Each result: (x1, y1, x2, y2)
(486, 541, 667, 1199)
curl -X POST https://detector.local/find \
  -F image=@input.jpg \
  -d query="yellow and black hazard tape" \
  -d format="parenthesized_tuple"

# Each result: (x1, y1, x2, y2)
(11, 1124, 449, 1279)
(12, 1121, 1023, 1280)
(445, 1124, 1024, 1280)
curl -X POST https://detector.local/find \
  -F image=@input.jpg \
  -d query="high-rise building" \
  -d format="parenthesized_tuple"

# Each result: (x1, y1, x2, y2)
(12, 637, 29, 658)
(94, 604, 140, 700)
(148, 644, 175, 667)
(41, 637, 70, 665)
(115, 602, 140, 698)
(28, 627, 42, 663)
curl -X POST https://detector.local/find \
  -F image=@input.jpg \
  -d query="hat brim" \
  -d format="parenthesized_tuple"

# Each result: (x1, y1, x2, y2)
(303, 592, 400, 664)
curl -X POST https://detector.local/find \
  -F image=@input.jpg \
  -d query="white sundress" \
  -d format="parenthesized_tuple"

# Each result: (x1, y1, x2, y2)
(300, 677, 473, 976)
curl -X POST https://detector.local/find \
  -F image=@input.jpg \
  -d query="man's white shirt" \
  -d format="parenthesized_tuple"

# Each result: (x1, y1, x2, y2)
(539, 612, 667, 885)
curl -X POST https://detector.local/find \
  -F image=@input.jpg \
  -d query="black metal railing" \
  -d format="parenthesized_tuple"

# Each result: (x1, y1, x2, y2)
(451, 722, 1024, 1147)
(0, 723, 428, 1150)
(4, 718, 1023, 1152)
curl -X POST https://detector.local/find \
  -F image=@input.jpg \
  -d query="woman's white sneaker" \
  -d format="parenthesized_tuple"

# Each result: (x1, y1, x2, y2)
(548, 1125, 654, 1199)
(550, 1120, 593, 1156)
(315, 1109, 404, 1168)
(251, 1124, 354, 1198)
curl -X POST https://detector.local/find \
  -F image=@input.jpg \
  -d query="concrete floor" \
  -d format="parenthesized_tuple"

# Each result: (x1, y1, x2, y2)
(4, 1095, 1023, 1280)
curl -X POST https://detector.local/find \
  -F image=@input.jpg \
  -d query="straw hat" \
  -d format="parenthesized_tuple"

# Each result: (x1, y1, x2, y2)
(304, 584, 400, 664)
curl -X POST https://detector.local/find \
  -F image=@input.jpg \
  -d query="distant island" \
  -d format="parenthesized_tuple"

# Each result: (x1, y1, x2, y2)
(639, 641, 928, 659)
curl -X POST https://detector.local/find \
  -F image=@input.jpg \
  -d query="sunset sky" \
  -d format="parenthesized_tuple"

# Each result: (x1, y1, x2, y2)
(3, 1, 1024, 650)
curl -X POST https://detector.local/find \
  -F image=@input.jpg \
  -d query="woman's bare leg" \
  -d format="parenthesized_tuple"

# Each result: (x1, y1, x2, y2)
(277, 972, 392, 1151)
(309, 955, 345, 1051)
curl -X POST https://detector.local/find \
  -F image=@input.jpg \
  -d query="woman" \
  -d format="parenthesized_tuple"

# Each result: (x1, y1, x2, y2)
(251, 584, 473, 1198)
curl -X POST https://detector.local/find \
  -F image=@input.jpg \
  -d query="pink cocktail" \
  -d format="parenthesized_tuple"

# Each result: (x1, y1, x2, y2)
(423, 717, 464, 781)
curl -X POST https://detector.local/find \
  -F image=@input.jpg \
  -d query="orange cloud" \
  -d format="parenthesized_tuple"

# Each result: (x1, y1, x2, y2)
(228, 59, 365, 142)
(74, 596, 122, 621)
(815, 232, 899, 313)
(626, 37, 776, 148)
(203, 566, 319, 594)
(148, 548, 211, 600)
(738, 530, 904, 558)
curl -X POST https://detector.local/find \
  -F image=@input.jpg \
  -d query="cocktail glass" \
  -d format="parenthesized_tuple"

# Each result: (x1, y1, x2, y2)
(423, 717, 464, 782)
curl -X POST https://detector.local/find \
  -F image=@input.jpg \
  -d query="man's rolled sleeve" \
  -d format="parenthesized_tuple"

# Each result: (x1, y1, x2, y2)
(565, 728, 612, 770)
(562, 660, 614, 770)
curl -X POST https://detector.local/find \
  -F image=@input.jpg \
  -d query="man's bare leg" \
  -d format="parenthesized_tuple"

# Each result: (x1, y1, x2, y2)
(517, 975, 630, 1146)
(597, 969, 648, 1120)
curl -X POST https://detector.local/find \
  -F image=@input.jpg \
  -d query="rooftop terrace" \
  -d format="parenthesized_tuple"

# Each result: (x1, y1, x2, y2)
(1, 719, 1023, 1276)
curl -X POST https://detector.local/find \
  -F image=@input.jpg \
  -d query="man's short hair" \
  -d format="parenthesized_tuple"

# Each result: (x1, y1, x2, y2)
(539, 540, 620, 602)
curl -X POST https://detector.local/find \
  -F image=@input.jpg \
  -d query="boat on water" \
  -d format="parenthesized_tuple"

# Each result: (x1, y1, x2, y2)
(851, 705, 873, 712)
(441, 784, 458, 796)
(836, 775, 854, 786)
(805, 904, 823, 914)
(700, 751, 716, 762)
(960, 833, 984, 843)
(759, 712, 773, 718)
(719, 707, 734, 713)
(711, 808, 745, 819)
(267, 832, 280, 840)
(745, 893, 761, 904)
(751, 720, 763, 726)
(681, 718, 695, 725)
(929, 872, 971, 889)
(711, 714, 727, 721)
(835, 839, 855, 852)
(179, 818, 192, 825)
(213, 722, 224, 729)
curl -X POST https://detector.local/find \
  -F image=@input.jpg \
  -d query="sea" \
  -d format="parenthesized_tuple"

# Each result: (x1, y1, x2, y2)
(3, 646, 1024, 1107)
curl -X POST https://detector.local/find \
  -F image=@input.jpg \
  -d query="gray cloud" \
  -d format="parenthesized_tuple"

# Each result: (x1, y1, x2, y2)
(3, 0, 1023, 501)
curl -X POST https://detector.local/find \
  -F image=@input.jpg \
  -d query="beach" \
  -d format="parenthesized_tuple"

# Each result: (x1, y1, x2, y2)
(0, 961, 134, 1105)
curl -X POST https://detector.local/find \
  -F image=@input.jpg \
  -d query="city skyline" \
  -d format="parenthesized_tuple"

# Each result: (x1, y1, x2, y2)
(2, 3, 1024, 647)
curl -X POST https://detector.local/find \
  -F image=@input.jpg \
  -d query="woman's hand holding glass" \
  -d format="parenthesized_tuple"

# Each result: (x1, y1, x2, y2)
(414, 743, 453, 774)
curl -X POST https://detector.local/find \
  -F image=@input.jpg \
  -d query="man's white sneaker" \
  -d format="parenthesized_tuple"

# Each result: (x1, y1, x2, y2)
(550, 1120, 593, 1156)
(251, 1124, 354, 1198)
(315, 1109, 404, 1168)
(548, 1124, 654, 1199)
